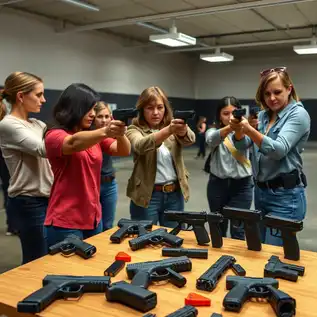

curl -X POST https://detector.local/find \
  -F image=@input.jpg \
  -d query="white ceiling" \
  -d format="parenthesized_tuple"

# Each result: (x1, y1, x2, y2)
(3, 0, 317, 56)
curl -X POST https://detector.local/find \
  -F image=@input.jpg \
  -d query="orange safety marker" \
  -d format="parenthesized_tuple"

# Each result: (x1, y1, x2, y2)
(185, 292, 211, 306)
(115, 252, 131, 262)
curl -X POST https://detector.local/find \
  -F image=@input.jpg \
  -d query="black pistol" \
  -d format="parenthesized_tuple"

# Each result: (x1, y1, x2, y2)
(126, 256, 192, 289)
(196, 255, 236, 291)
(17, 275, 111, 313)
(48, 234, 96, 259)
(223, 275, 296, 317)
(129, 228, 183, 251)
(264, 255, 305, 282)
(174, 110, 196, 124)
(263, 214, 303, 261)
(105, 280, 157, 313)
(110, 218, 153, 243)
(164, 210, 210, 245)
(232, 108, 246, 121)
(222, 207, 262, 251)
(112, 108, 138, 125)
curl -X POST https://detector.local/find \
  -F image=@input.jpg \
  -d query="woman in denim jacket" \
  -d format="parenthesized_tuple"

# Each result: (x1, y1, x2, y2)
(230, 67, 310, 246)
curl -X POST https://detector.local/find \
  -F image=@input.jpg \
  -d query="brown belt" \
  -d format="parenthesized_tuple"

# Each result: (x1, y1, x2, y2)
(101, 174, 115, 183)
(153, 182, 180, 193)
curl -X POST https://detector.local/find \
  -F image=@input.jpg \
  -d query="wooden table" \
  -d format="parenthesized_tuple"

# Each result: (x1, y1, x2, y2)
(0, 226, 316, 317)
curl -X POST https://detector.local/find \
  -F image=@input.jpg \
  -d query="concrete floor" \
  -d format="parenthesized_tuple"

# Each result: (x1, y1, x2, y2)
(0, 147, 316, 274)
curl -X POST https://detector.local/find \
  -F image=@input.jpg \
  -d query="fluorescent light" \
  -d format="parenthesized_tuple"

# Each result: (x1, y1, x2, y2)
(293, 44, 317, 55)
(200, 51, 234, 62)
(149, 26, 196, 47)
(60, 0, 100, 11)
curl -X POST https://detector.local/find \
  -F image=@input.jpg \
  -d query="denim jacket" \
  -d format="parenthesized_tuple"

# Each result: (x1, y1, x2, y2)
(234, 100, 311, 182)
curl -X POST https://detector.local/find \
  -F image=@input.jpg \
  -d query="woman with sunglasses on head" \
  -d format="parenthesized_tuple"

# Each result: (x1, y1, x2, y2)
(229, 67, 310, 246)
(93, 102, 118, 231)
(44, 84, 130, 246)
(0, 72, 53, 264)
(204, 97, 253, 240)
(126, 86, 195, 226)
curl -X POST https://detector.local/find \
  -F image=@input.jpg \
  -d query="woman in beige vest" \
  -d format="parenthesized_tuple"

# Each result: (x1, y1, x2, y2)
(126, 86, 195, 226)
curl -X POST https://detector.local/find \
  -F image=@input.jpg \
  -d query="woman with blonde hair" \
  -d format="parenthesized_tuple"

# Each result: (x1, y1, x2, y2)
(126, 86, 195, 226)
(0, 72, 53, 264)
(93, 101, 118, 231)
(229, 67, 310, 246)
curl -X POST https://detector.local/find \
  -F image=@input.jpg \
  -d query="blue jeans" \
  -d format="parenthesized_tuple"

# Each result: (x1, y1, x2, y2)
(46, 221, 103, 247)
(207, 174, 253, 240)
(100, 179, 118, 231)
(8, 196, 48, 264)
(254, 185, 306, 246)
(130, 189, 184, 228)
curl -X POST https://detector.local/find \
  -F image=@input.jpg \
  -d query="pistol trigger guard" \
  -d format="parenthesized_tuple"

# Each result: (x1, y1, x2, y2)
(60, 284, 84, 300)
(60, 244, 76, 255)
(149, 236, 163, 245)
(151, 269, 169, 281)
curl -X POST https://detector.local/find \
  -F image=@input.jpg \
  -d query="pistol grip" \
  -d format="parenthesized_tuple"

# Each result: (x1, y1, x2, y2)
(193, 225, 210, 245)
(245, 222, 262, 251)
(166, 268, 187, 288)
(209, 224, 223, 248)
(131, 271, 151, 289)
(281, 230, 300, 261)
(110, 226, 127, 243)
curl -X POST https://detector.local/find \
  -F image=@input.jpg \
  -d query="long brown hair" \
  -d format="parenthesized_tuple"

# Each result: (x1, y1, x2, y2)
(132, 86, 173, 129)
(94, 101, 112, 115)
(0, 71, 43, 120)
(255, 70, 299, 110)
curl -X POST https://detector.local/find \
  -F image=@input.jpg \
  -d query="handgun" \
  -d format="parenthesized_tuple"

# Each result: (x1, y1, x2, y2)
(164, 210, 210, 245)
(166, 305, 198, 317)
(110, 218, 153, 243)
(112, 108, 138, 125)
(126, 256, 192, 289)
(162, 247, 208, 259)
(264, 255, 305, 282)
(263, 214, 303, 261)
(174, 110, 196, 124)
(48, 234, 96, 259)
(129, 228, 183, 251)
(17, 275, 111, 313)
(232, 108, 246, 121)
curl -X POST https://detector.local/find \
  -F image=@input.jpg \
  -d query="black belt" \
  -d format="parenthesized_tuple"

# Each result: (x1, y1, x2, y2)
(256, 171, 305, 190)
(101, 174, 115, 183)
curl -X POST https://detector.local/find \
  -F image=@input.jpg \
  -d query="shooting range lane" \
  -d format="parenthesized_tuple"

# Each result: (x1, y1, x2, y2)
(0, 226, 315, 317)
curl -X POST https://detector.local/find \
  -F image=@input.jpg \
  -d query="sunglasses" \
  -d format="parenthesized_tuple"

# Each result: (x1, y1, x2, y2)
(260, 67, 287, 77)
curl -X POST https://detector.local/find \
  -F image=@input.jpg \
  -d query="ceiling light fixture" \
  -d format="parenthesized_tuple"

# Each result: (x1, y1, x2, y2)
(293, 38, 317, 55)
(200, 48, 234, 62)
(60, 0, 100, 12)
(149, 25, 196, 47)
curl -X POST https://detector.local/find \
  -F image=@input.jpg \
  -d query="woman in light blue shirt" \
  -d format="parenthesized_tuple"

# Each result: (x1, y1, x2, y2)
(230, 67, 310, 246)
(205, 97, 253, 240)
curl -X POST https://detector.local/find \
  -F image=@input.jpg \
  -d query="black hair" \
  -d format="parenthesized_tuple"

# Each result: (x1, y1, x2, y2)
(215, 96, 241, 128)
(50, 83, 100, 131)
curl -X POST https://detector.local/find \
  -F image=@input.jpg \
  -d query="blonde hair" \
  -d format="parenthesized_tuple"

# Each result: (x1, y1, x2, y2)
(255, 71, 299, 110)
(95, 101, 112, 115)
(0, 71, 42, 120)
(132, 86, 173, 129)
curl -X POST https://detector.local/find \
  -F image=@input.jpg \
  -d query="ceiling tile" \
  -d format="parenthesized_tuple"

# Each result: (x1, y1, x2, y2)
(183, 0, 235, 7)
(295, 2, 317, 24)
(256, 4, 312, 28)
(215, 10, 275, 31)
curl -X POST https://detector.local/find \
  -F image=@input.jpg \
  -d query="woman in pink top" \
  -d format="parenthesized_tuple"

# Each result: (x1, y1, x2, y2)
(44, 83, 130, 246)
